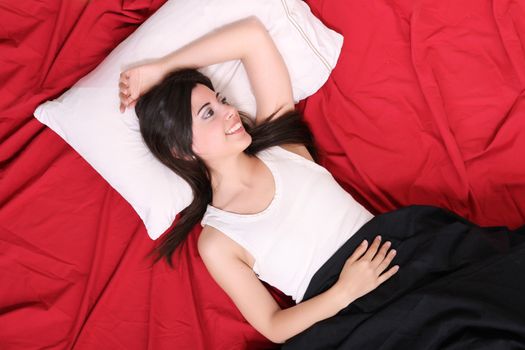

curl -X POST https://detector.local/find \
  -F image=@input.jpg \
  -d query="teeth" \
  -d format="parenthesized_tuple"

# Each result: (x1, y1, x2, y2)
(226, 122, 242, 135)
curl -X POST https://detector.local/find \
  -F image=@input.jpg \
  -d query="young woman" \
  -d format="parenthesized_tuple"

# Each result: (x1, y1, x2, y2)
(119, 17, 525, 349)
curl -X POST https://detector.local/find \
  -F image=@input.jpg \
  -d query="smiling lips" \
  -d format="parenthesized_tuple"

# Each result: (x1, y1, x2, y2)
(225, 121, 244, 135)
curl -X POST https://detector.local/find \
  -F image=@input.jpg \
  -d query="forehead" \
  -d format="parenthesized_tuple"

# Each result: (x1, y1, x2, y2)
(191, 84, 216, 115)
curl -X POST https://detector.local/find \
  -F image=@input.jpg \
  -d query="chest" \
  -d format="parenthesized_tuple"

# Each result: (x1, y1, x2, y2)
(214, 162, 276, 216)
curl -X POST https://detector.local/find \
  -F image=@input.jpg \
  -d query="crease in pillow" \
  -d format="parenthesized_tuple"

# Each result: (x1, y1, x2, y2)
(281, 0, 335, 72)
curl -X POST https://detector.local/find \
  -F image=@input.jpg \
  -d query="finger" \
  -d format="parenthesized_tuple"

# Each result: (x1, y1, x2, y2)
(362, 235, 381, 261)
(119, 91, 135, 105)
(120, 102, 125, 113)
(120, 71, 130, 79)
(119, 92, 133, 106)
(371, 241, 391, 267)
(119, 81, 129, 91)
(376, 248, 397, 273)
(119, 74, 130, 87)
(377, 265, 399, 285)
(347, 240, 368, 264)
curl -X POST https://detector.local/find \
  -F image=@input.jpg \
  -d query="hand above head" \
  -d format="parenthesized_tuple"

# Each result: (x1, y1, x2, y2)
(334, 235, 399, 309)
(118, 61, 167, 113)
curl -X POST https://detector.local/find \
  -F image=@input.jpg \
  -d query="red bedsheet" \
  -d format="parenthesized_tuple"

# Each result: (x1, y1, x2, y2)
(1, 0, 524, 349)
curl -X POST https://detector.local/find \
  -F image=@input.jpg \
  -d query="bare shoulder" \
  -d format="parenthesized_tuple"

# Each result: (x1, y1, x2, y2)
(198, 225, 236, 256)
(198, 225, 247, 265)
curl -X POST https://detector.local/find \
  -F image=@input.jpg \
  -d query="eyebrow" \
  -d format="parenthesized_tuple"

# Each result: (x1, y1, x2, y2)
(197, 92, 220, 116)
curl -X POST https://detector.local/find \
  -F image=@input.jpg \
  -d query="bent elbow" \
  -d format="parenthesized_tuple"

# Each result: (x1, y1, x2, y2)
(266, 328, 289, 345)
(265, 311, 295, 344)
(268, 335, 287, 345)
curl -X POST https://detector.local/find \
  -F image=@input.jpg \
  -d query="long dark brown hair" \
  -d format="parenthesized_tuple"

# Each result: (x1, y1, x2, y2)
(135, 68, 317, 267)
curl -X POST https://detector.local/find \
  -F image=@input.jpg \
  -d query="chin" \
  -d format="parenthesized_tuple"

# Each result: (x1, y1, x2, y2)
(239, 133, 253, 151)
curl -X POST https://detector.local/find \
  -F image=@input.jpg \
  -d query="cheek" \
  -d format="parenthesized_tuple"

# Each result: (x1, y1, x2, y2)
(191, 122, 225, 154)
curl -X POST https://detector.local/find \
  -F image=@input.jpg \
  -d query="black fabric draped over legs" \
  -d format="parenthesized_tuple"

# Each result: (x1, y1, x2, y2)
(282, 205, 525, 350)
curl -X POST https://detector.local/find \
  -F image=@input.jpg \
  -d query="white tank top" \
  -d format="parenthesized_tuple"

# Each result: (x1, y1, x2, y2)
(201, 146, 374, 302)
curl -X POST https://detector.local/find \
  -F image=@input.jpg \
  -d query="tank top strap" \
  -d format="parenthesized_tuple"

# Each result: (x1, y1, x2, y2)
(264, 145, 332, 177)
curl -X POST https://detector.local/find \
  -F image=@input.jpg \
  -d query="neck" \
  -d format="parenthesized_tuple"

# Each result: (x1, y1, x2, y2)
(206, 151, 259, 199)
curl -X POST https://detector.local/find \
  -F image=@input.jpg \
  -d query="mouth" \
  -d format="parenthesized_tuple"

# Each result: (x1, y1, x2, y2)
(225, 121, 244, 135)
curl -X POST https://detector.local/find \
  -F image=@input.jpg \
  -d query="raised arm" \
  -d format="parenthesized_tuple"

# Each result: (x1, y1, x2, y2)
(119, 16, 294, 124)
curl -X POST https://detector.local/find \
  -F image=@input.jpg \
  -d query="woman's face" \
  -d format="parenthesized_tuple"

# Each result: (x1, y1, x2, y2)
(190, 84, 251, 161)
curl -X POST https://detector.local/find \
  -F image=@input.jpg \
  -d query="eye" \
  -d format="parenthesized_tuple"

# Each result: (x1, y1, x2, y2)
(203, 108, 214, 119)
(201, 94, 228, 120)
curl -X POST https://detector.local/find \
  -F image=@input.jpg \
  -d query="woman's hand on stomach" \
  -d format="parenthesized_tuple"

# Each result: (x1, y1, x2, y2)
(334, 235, 399, 308)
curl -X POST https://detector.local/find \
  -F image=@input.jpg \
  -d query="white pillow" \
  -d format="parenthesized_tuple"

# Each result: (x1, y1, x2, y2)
(34, 0, 343, 240)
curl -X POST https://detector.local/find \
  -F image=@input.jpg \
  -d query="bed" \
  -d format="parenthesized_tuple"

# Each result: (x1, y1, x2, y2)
(1, 0, 524, 349)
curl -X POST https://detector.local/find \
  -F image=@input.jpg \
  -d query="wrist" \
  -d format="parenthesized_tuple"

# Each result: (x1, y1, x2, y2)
(329, 282, 351, 310)
(157, 56, 173, 76)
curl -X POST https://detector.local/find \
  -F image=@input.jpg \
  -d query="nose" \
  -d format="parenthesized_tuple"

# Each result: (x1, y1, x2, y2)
(224, 105, 235, 120)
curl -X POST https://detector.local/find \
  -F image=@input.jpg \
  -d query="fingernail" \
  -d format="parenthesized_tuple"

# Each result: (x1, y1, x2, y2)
(376, 235, 381, 241)
(391, 250, 397, 255)
(362, 240, 367, 245)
